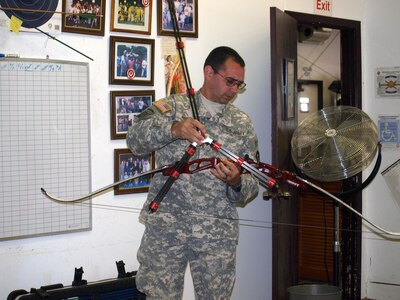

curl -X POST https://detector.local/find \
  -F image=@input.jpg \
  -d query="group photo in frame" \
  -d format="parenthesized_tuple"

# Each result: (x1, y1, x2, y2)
(61, 0, 106, 36)
(109, 36, 155, 85)
(110, 90, 155, 140)
(110, 0, 153, 35)
(114, 148, 155, 195)
(158, 0, 198, 38)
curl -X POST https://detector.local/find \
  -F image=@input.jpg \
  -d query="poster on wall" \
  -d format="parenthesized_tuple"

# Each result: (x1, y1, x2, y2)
(161, 38, 187, 96)
(376, 67, 400, 97)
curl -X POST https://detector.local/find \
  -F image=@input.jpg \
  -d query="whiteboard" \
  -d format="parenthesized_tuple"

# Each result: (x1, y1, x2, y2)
(0, 58, 91, 240)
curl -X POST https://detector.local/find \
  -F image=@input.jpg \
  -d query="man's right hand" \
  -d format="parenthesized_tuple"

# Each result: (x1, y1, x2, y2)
(171, 118, 206, 145)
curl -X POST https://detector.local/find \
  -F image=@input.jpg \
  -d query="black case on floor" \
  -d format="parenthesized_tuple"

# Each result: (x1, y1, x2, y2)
(7, 264, 145, 300)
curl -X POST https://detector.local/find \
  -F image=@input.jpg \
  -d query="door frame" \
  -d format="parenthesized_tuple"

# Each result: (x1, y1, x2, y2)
(271, 10, 362, 299)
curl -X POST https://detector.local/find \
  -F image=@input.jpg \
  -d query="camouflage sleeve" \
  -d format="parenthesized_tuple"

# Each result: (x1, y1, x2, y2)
(226, 118, 259, 205)
(126, 99, 177, 156)
(226, 173, 259, 205)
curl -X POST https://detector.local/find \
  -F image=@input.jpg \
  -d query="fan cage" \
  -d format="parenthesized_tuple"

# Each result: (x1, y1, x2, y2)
(291, 106, 378, 182)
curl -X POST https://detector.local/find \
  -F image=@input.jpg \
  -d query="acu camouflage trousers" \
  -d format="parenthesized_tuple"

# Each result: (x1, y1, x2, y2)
(136, 223, 237, 300)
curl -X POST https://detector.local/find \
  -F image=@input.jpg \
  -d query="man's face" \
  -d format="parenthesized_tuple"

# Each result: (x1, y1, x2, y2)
(206, 58, 245, 104)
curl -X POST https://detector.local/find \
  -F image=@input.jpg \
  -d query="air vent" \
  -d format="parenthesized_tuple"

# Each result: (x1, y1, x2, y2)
(298, 25, 332, 44)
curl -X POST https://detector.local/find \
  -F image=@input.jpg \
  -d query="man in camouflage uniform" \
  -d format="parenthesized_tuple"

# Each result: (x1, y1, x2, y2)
(127, 46, 259, 299)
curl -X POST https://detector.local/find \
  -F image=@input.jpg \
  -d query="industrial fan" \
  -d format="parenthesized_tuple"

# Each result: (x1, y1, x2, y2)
(291, 105, 379, 182)
(290, 105, 380, 288)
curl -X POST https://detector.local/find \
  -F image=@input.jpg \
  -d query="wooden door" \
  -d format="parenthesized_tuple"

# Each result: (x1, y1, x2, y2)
(270, 7, 298, 300)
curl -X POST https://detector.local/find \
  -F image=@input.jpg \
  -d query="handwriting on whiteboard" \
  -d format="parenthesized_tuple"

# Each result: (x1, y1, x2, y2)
(0, 61, 63, 72)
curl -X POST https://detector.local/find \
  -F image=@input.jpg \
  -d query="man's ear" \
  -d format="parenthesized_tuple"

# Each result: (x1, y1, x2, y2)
(204, 65, 214, 78)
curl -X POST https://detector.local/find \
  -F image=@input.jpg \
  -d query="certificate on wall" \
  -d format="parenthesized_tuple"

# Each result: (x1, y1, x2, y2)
(376, 67, 400, 97)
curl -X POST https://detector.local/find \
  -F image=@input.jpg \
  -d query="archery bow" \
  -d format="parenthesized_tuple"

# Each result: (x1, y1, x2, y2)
(42, 149, 400, 237)
(41, 158, 220, 203)
(40, 0, 400, 237)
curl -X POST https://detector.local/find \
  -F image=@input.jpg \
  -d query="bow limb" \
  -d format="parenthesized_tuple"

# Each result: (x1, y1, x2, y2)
(41, 165, 172, 204)
(300, 177, 400, 237)
(254, 158, 400, 237)
(203, 136, 400, 237)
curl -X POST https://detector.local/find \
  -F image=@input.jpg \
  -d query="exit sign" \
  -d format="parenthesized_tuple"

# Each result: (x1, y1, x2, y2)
(314, 0, 332, 16)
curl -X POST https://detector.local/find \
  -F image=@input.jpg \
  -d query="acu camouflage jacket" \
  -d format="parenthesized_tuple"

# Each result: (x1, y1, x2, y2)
(126, 91, 259, 241)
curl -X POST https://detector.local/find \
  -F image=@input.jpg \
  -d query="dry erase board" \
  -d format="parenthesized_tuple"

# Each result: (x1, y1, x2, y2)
(0, 58, 91, 240)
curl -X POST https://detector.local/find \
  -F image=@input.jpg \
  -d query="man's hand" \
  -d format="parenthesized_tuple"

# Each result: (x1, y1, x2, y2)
(171, 118, 206, 145)
(210, 159, 241, 186)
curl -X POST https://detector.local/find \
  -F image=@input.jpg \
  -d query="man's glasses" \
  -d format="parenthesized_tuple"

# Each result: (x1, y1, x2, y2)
(212, 67, 247, 90)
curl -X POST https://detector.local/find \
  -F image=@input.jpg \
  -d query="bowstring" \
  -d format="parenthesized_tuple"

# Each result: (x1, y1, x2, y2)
(64, 200, 399, 241)
(43, 156, 400, 237)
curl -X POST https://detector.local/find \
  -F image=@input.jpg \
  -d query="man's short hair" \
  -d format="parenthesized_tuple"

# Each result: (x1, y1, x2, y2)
(204, 46, 245, 71)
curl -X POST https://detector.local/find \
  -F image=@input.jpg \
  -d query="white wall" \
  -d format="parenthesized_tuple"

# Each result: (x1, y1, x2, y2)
(361, 1, 400, 299)
(1, 0, 399, 299)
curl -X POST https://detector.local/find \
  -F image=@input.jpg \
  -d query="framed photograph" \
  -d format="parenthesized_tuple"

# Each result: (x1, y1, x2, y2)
(283, 58, 296, 120)
(110, 90, 155, 140)
(114, 148, 155, 195)
(109, 36, 155, 85)
(158, 0, 198, 38)
(62, 0, 106, 36)
(110, 0, 153, 35)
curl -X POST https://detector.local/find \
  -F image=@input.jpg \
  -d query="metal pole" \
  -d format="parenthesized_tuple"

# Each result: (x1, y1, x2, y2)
(333, 204, 341, 286)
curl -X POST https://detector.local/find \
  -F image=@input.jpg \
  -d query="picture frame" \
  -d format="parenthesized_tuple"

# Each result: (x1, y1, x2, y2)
(109, 36, 155, 86)
(110, 90, 155, 140)
(157, 0, 198, 38)
(110, 0, 153, 35)
(61, 0, 106, 36)
(114, 148, 155, 195)
(283, 58, 296, 120)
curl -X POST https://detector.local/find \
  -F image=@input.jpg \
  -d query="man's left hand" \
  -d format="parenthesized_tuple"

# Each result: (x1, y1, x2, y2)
(210, 159, 241, 186)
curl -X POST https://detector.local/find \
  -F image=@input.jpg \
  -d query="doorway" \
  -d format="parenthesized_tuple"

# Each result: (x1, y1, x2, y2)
(297, 25, 341, 123)
(270, 8, 362, 300)
(297, 80, 323, 124)
(296, 22, 341, 287)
